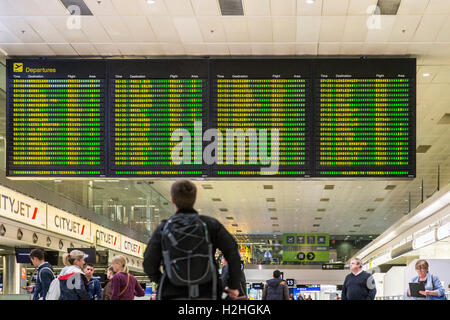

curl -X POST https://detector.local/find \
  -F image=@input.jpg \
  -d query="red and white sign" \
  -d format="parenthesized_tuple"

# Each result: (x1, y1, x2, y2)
(0, 185, 47, 229)
(47, 205, 91, 243)
(121, 235, 145, 258)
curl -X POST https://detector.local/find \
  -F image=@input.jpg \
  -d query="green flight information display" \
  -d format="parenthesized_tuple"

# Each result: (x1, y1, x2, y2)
(6, 60, 106, 177)
(6, 58, 416, 179)
(315, 59, 416, 177)
(109, 60, 208, 177)
(282, 233, 330, 263)
(210, 59, 312, 177)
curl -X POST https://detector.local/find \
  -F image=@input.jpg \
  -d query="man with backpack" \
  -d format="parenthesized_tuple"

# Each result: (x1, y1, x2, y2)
(143, 180, 242, 300)
(262, 270, 289, 300)
(27, 248, 55, 300)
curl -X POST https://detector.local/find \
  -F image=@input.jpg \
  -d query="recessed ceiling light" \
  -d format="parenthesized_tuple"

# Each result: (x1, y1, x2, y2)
(423, 73, 430, 77)
(306, 0, 315, 4)
(147, 0, 155, 3)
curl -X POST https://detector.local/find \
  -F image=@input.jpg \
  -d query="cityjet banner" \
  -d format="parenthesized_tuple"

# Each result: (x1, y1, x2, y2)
(93, 224, 121, 251)
(121, 235, 144, 258)
(47, 205, 91, 243)
(0, 185, 47, 229)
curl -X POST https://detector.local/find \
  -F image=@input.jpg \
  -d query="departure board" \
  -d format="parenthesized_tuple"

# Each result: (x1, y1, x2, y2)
(210, 60, 313, 177)
(109, 60, 208, 177)
(5, 58, 416, 179)
(6, 60, 106, 177)
(314, 59, 416, 177)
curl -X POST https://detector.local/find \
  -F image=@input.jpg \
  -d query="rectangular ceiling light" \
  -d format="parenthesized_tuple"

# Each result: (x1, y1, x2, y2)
(212, 198, 222, 202)
(231, 223, 238, 227)
(366, 208, 375, 212)
(315, 217, 322, 220)
(266, 198, 276, 202)
(385, 185, 397, 190)
(313, 224, 320, 227)
(202, 184, 213, 189)
(218, 0, 244, 16)
(376, 0, 401, 15)
(320, 198, 329, 202)
(416, 145, 431, 153)
(437, 113, 450, 124)
(60, 0, 93, 15)
(219, 208, 228, 212)
(268, 208, 277, 212)
(270, 217, 278, 220)
(225, 217, 234, 220)
(263, 185, 273, 189)
(375, 198, 384, 202)
(359, 217, 368, 220)
(317, 208, 326, 212)
(324, 185, 334, 190)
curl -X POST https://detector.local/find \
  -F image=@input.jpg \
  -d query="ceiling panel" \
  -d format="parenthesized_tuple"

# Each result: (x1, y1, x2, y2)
(0, 17, 44, 43)
(347, 0, 377, 15)
(111, 0, 142, 15)
(122, 16, 157, 42)
(424, 0, 450, 14)
(135, 0, 169, 15)
(147, 16, 181, 42)
(0, 21, 23, 43)
(340, 43, 364, 55)
(140, 43, 165, 55)
(71, 43, 99, 55)
(206, 43, 230, 55)
(270, 0, 296, 16)
(48, 44, 77, 55)
(297, 16, 321, 42)
(161, 42, 186, 55)
(248, 17, 273, 42)
(365, 15, 396, 42)
(389, 15, 422, 42)
(412, 15, 447, 42)
(97, 16, 132, 42)
(342, 16, 369, 42)
(173, 16, 204, 43)
(243, 0, 271, 16)
(0, 0, 18, 15)
(432, 67, 450, 83)
(197, 17, 227, 42)
(84, 0, 119, 15)
(397, 0, 430, 15)
(322, 0, 349, 16)
(319, 16, 346, 42)
(35, 0, 69, 15)
(191, 0, 221, 15)
(117, 43, 144, 55)
(252, 43, 274, 55)
(296, 43, 318, 55)
(272, 17, 296, 42)
(318, 42, 341, 54)
(273, 43, 295, 55)
(77, 17, 112, 43)
(48, 16, 91, 43)
(435, 16, 450, 42)
(183, 43, 207, 55)
(297, 0, 323, 15)
(222, 17, 250, 42)
(164, 0, 194, 15)
(94, 43, 121, 55)
(6, 0, 46, 16)
(228, 43, 252, 55)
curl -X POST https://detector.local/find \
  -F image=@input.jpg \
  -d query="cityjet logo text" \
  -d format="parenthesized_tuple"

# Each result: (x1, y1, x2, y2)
(171, 121, 280, 174)
(0, 194, 39, 220)
(124, 241, 141, 254)
(54, 215, 86, 235)
(96, 230, 118, 247)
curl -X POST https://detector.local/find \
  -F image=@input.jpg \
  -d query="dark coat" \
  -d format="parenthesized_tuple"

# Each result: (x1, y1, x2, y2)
(143, 208, 242, 300)
(58, 266, 90, 300)
(33, 262, 54, 300)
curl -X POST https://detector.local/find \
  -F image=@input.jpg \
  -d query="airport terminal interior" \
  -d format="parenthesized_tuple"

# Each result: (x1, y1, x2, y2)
(0, 0, 449, 300)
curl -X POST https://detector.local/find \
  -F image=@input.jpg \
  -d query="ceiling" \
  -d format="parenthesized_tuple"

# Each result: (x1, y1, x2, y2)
(0, 0, 449, 239)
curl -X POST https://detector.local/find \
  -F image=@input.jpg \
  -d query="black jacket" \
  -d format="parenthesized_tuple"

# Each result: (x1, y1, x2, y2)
(262, 278, 289, 300)
(221, 264, 247, 298)
(33, 262, 54, 300)
(143, 208, 242, 300)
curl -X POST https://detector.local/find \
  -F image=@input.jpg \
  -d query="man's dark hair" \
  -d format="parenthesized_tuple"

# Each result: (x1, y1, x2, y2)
(85, 263, 94, 268)
(29, 248, 45, 261)
(171, 180, 197, 210)
(273, 270, 281, 278)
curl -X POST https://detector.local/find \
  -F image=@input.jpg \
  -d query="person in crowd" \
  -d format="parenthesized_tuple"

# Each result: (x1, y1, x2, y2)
(334, 293, 341, 300)
(27, 248, 54, 300)
(221, 256, 247, 300)
(143, 180, 242, 300)
(101, 266, 116, 300)
(262, 270, 289, 300)
(298, 294, 304, 300)
(306, 295, 312, 300)
(341, 258, 376, 300)
(289, 293, 294, 300)
(110, 255, 145, 300)
(405, 259, 446, 300)
(84, 263, 102, 300)
(58, 250, 90, 300)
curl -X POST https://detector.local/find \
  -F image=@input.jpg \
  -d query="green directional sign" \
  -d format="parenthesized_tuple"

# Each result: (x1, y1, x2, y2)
(282, 233, 329, 263)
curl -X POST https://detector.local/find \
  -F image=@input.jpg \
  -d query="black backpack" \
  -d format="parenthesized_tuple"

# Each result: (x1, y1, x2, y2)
(161, 213, 217, 299)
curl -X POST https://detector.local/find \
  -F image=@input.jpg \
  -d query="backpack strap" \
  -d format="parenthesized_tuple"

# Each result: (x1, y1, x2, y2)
(38, 267, 55, 282)
(119, 274, 130, 297)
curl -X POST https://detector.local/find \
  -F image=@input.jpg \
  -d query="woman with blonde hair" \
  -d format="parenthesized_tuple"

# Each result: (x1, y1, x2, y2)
(58, 250, 90, 300)
(110, 255, 145, 300)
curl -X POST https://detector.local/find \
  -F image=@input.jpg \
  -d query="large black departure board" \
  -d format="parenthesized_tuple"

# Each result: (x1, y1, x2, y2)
(6, 60, 106, 177)
(209, 60, 312, 177)
(314, 59, 415, 177)
(109, 60, 207, 177)
(6, 58, 416, 179)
